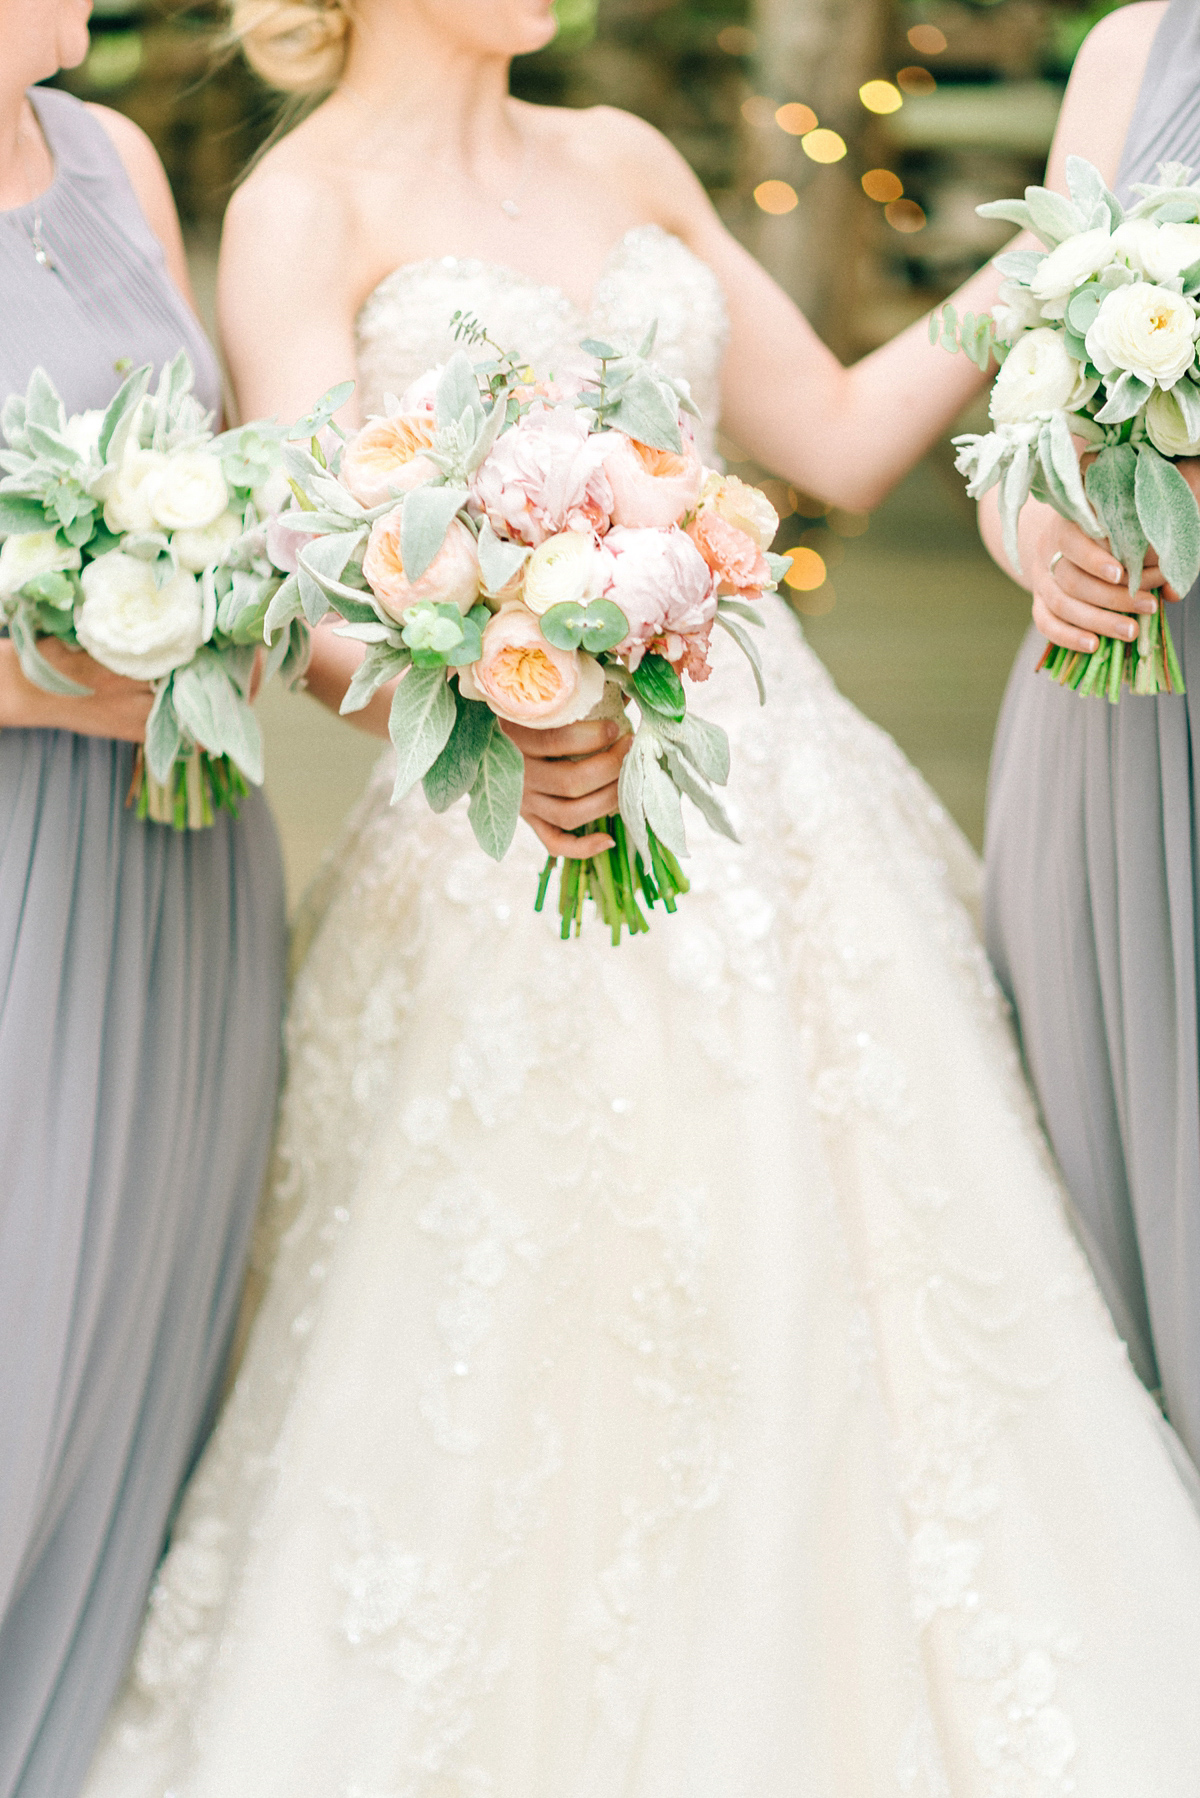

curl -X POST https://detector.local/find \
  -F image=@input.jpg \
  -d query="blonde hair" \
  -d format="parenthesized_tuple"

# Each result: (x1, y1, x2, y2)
(227, 0, 351, 94)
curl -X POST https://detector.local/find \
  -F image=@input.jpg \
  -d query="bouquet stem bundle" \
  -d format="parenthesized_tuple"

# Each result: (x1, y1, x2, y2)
(1036, 593, 1184, 698)
(536, 815, 689, 944)
(129, 745, 249, 830)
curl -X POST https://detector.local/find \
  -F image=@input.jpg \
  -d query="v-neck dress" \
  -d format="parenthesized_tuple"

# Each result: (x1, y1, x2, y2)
(0, 87, 286, 1798)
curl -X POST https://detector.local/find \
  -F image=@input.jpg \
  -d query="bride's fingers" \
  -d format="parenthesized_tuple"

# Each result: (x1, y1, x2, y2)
(521, 739, 631, 801)
(503, 718, 618, 759)
(523, 782, 622, 833)
(524, 812, 616, 859)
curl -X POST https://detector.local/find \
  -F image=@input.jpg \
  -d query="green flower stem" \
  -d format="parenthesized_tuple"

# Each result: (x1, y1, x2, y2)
(129, 747, 248, 832)
(1039, 599, 1186, 704)
(534, 813, 689, 942)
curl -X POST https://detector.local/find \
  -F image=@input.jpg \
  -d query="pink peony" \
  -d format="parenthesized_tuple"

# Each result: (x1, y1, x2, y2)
(470, 403, 614, 548)
(603, 432, 703, 530)
(458, 603, 605, 728)
(399, 368, 441, 417)
(341, 414, 439, 509)
(362, 511, 480, 623)
(602, 524, 717, 668)
(267, 510, 324, 576)
(687, 509, 771, 596)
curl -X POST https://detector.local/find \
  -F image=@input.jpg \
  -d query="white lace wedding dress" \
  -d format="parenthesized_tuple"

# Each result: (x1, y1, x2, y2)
(87, 227, 1200, 1798)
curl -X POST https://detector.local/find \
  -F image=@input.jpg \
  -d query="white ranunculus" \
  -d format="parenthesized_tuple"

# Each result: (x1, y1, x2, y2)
(96, 447, 171, 535)
(521, 530, 603, 615)
(77, 552, 206, 680)
(1145, 386, 1200, 456)
(62, 409, 105, 464)
(171, 509, 244, 574)
(992, 278, 1046, 345)
(1112, 218, 1200, 285)
(989, 327, 1098, 424)
(0, 529, 82, 597)
(1086, 280, 1200, 387)
(148, 452, 229, 533)
(1029, 228, 1116, 310)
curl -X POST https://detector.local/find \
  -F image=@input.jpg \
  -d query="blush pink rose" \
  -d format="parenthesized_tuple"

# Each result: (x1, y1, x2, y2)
(399, 369, 441, 416)
(603, 432, 703, 530)
(341, 414, 439, 509)
(687, 509, 771, 596)
(602, 524, 717, 668)
(362, 511, 481, 623)
(470, 403, 614, 548)
(267, 511, 325, 576)
(458, 603, 605, 728)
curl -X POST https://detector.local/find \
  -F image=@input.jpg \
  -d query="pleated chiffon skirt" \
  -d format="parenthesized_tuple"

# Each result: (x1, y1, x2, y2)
(0, 727, 285, 1797)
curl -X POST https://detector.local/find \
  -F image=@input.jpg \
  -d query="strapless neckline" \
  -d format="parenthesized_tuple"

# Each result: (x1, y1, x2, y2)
(356, 222, 700, 334)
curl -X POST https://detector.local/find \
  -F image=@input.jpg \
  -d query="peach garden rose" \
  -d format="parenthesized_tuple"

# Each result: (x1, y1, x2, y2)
(362, 510, 481, 623)
(341, 414, 439, 509)
(458, 603, 604, 727)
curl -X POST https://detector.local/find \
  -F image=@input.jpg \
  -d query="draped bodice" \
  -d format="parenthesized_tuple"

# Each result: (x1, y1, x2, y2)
(354, 223, 729, 457)
(1116, 0, 1200, 200)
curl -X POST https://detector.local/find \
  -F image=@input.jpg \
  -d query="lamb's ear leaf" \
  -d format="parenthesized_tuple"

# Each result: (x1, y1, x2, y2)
(436, 352, 484, 434)
(24, 368, 66, 435)
(640, 752, 688, 859)
(976, 198, 1037, 235)
(604, 368, 683, 454)
(466, 719, 523, 859)
(657, 710, 731, 786)
(401, 483, 469, 583)
(476, 516, 529, 595)
(1085, 444, 1147, 595)
(1023, 185, 1086, 247)
(714, 610, 767, 705)
(7, 603, 92, 695)
(1095, 371, 1153, 425)
(1135, 442, 1200, 597)
(339, 640, 409, 715)
(1065, 155, 1123, 229)
(0, 495, 51, 535)
(144, 678, 182, 785)
(663, 747, 739, 843)
(172, 653, 265, 785)
(98, 364, 152, 465)
(424, 692, 496, 813)
(1044, 409, 1102, 538)
(998, 438, 1035, 574)
(387, 665, 457, 802)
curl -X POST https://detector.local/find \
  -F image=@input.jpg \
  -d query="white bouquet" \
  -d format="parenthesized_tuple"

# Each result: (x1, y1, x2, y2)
(0, 355, 311, 825)
(942, 155, 1200, 700)
(265, 319, 789, 940)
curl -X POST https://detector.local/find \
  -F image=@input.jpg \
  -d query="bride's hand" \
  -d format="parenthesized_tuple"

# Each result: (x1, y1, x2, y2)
(502, 718, 632, 860)
(0, 639, 153, 741)
(1026, 506, 1166, 655)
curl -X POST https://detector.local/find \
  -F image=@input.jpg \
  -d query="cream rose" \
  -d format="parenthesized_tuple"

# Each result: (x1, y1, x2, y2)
(1087, 281, 1200, 388)
(989, 327, 1098, 424)
(171, 510, 244, 574)
(521, 531, 603, 615)
(96, 447, 171, 535)
(77, 552, 206, 680)
(992, 277, 1047, 345)
(1029, 228, 1116, 312)
(1112, 218, 1200, 285)
(362, 511, 480, 623)
(1145, 385, 1200, 456)
(0, 529, 82, 597)
(698, 472, 779, 549)
(458, 603, 604, 728)
(341, 414, 439, 509)
(148, 453, 230, 533)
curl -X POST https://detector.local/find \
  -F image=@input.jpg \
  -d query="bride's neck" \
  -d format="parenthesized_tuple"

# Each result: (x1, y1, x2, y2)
(337, 15, 516, 166)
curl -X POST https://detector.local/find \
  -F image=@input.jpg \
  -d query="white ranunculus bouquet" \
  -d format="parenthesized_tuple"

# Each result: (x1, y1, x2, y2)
(0, 355, 316, 826)
(265, 321, 789, 941)
(938, 155, 1200, 700)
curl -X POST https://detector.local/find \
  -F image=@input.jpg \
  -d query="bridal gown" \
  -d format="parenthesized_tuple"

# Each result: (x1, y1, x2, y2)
(87, 227, 1200, 1797)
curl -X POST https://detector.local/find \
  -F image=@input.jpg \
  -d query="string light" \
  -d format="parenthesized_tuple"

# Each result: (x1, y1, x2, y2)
(862, 169, 904, 203)
(860, 80, 903, 115)
(754, 179, 800, 214)
(907, 24, 947, 54)
(801, 128, 847, 164)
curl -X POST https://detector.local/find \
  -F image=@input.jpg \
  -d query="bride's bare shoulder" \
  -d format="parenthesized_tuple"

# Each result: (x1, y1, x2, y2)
(533, 103, 709, 226)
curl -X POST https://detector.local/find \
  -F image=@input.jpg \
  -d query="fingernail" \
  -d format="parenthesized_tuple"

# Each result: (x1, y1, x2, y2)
(1107, 565, 1122, 583)
(1125, 623, 1137, 639)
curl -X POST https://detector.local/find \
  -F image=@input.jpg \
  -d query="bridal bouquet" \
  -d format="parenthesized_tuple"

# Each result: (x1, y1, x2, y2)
(266, 321, 789, 940)
(941, 155, 1200, 700)
(0, 355, 309, 825)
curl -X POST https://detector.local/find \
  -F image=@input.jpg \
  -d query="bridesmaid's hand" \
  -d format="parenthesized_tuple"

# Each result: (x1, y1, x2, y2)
(502, 718, 632, 860)
(0, 640, 153, 741)
(1024, 506, 1166, 656)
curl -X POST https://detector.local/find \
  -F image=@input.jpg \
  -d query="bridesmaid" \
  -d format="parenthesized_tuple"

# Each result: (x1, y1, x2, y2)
(0, 5, 287, 1795)
(981, 1, 1200, 1456)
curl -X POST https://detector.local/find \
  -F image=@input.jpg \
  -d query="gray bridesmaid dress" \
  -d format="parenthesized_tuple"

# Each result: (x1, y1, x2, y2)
(986, 0, 1200, 1462)
(0, 89, 286, 1796)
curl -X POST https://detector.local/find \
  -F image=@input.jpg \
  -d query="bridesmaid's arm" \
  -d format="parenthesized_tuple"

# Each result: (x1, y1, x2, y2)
(0, 640, 152, 737)
(87, 105, 198, 312)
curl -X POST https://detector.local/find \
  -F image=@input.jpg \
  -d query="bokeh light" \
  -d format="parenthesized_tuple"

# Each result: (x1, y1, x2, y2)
(754, 180, 800, 215)
(862, 168, 904, 203)
(859, 80, 903, 115)
(784, 547, 828, 591)
(717, 25, 757, 56)
(776, 102, 819, 137)
(802, 128, 848, 165)
(741, 95, 779, 129)
(907, 24, 948, 54)
(897, 66, 937, 96)
(885, 198, 927, 233)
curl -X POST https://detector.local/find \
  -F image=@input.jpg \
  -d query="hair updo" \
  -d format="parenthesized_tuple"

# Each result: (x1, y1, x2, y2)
(227, 0, 351, 94)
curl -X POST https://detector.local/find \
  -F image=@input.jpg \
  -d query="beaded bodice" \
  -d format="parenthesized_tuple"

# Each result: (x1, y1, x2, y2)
(354, 223, 729, 457)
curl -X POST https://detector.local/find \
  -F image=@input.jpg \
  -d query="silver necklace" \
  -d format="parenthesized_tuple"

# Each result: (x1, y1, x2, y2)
(16, 111, 54, 271)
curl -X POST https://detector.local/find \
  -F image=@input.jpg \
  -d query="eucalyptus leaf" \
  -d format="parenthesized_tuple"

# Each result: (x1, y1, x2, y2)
(466, 721, 523, 859)
(579, 599, 629, 654)
(537, 601, 586, 651)
(284, 381, 355, 442)
(423, 692, 496, 812)
(1135, 443, 1200, 595)
(400, 483, 469, 583)
(144, 679, 182, 785)
(387, 665, 457, 802)
(1085, 445, 1147, 593)
(1066, 286, 1103, 336)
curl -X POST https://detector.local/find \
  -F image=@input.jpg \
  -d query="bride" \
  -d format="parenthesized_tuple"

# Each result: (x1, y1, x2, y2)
(86, 1, 1200, 1793)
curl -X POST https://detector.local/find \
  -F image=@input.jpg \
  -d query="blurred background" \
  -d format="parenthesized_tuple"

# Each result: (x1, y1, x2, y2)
(57, 0, 1130, 899)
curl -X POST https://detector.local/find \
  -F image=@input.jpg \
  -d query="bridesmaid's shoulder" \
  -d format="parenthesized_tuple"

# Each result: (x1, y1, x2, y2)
(1071, 1, 1166, 79)
(1047, 0, 1167, 188)
(83, 103, 193, 302)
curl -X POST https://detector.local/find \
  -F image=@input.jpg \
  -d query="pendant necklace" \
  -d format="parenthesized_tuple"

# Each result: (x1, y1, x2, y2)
(16, 110, 55, 272)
